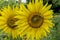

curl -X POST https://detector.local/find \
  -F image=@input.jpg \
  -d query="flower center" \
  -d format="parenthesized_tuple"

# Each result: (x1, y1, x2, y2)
(31, 15, 40, 23)
(28, 13, 44, 28)
(7, 17, 18, 29)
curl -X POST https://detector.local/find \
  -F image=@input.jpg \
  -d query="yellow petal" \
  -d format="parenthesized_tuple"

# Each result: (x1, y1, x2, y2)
(35, 0, 39, 4)
(0, 16, 6, 21)
(42, 24, 50, 33)
(20, 25, 28, 34)
(43, 10, 53, 16)
(36, 31, 41, 40)
(44, 15, 53, 19)
(42, 4, 52, 13)
(40, 3, 48, 13)
(27, 2, 35, 12)
(2, 8, 9, 16)
(0, 24, 6, 29)
(44, 20, 54, 27)
(0, 21, 6, 26)
(32, 0, 35, 4)
(20, 4, 30, 14)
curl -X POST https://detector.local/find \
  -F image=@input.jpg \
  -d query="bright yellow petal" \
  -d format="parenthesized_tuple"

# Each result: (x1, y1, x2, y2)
(44, 20, 54, 27)
(41, 4, 52, 13)
(43, 10, 53, 16)
(27, 2, 35, 12)
(44, 15, 53, 19)
(40, 3, 48, 13)
(0, 16, 6, 21)
(32, 0, 35, 4)
(35, 0, 39, 4)
(0, 24, 6, 29)
(20, 4, 30, 14)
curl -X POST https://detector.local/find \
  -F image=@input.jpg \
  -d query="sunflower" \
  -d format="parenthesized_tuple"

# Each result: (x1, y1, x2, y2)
(15, 0, 54, 40)
(0, 5, 20, 38)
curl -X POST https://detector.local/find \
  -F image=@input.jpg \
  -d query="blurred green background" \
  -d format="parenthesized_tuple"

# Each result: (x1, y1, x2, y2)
(0, 0, 60, 40)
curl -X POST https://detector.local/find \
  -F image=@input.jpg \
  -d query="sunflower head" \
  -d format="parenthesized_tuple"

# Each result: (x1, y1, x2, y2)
(15, 0, 54, 40)
(0, 5, 20, 38)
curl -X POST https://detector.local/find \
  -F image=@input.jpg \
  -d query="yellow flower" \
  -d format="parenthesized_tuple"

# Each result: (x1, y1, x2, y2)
(15, 0, 54, 40)
(0, 5, 20, 38)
